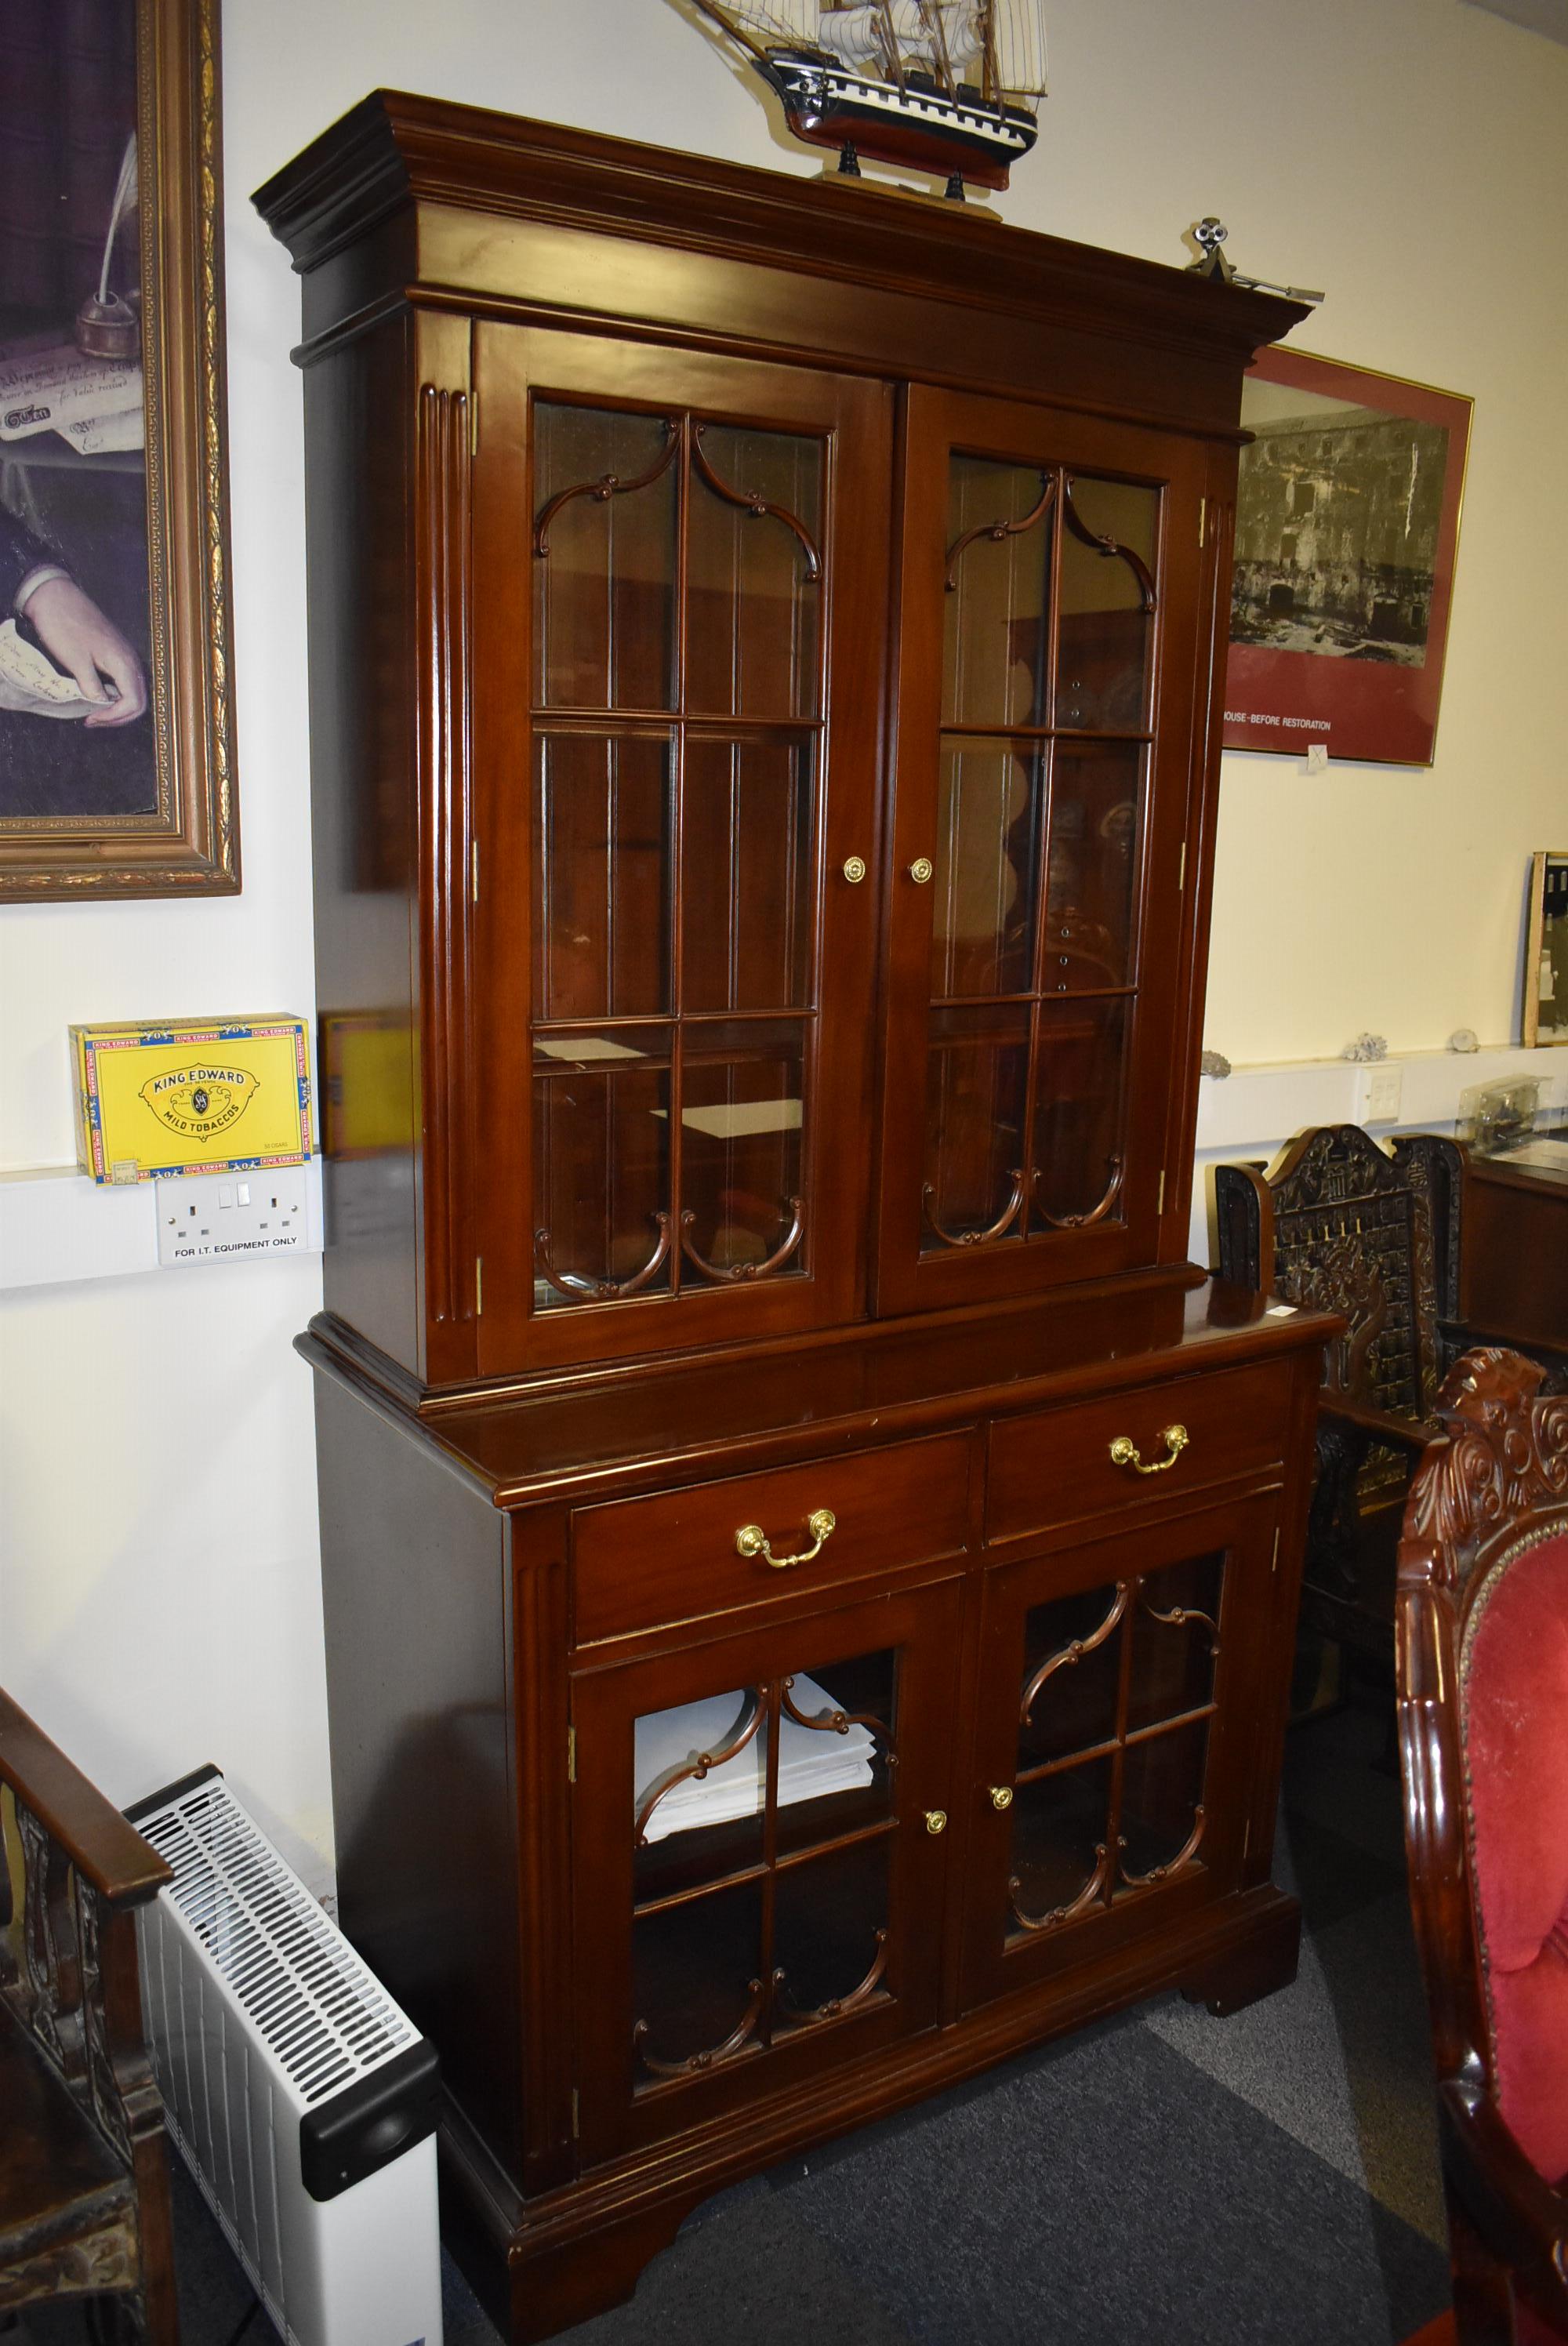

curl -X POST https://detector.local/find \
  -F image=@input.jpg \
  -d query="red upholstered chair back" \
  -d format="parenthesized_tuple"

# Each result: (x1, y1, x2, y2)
(1397, 1348, 1568, 2344)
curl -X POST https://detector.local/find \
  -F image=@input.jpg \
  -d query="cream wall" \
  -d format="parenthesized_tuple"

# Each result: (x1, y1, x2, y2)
(2, 0, 1564, 1883)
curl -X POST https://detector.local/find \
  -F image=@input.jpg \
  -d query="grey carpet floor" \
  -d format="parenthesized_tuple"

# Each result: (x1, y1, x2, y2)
(15, 1692, 1451, 2346)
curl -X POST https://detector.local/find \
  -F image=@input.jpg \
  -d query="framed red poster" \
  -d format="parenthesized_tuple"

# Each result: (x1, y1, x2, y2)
(1223, 350, 1472, 767)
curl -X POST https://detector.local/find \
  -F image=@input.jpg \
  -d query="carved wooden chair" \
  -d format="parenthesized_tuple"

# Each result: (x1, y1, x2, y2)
(1214, 1124, 1468, 1673)
(1397, 1348, 1568, 2343)
(0, 1690, 180, 2341)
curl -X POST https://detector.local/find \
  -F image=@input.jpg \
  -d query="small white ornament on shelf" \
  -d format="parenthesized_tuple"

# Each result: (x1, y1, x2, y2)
(1447, 1028, 1479, 1054)
(1341, 1033, 1388, 1063)
(1199, 1050, 1232, 1078)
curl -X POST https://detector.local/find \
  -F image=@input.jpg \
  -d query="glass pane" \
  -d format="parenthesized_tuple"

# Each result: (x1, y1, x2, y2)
(633, 1687, 768, 1908)
(1018, 1584, 1125, 1771)
(535, 732, 672, 1022)
(774, 1836, 891, 2032)
(1055, 475, 1158, 731)
(632, 1878, 764, 2090)
(1127, 1555, 1225, 1734)
(943, 456, 1053, 728)
(1043, 742, 1143, 991)
(532, 1026, 672, 1311)
(921, 1004, 1029, 1253)
(931, 738, 1043, 1000)
(681, 736, 813, 1014)
(1119, 1718, 1210, 1886)
(677, 1019, 807, 1284)
(533, 403, 676, 711)
(774, 1649, 896, 1859)
(687, 425, 822, 720)
(1031, 997, 1130, 1230)
(1007, 1756, 1113, 1938)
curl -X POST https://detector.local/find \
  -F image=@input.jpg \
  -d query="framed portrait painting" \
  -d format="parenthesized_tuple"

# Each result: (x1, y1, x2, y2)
(1222, 349, 1472, 768)
(0, 0, 238, 899)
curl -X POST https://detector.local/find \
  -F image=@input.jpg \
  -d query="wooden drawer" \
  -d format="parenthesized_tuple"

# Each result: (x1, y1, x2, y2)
(985, 1359, 1293, 1547)
(572, 1432, 972, 1646)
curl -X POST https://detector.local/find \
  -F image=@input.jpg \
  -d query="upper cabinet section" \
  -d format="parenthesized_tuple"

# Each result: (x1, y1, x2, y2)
(256, 97, 1307, 1391)
(469, 332, 890, 1375)
(874, 390, 1208, 1316)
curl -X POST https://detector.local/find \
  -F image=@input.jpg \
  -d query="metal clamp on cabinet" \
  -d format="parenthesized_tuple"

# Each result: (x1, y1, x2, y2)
(735, 1507, 837, 1568)
(1109, 1424, 1189, 1476)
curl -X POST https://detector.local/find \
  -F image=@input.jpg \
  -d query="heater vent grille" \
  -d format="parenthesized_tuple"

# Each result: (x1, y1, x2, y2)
(136, 1775, 416, 2106)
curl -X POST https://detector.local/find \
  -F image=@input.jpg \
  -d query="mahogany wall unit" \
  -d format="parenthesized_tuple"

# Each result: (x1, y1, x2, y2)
(257, 95, 1335, 2341)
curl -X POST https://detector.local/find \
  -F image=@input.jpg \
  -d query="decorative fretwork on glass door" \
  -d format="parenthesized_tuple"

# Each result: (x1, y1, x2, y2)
(629, 1652, 898, 2090)
(529, 401, 825, 1310)
(1006, 1553, 1221, 1939)
(923, 456, 1160, 1253)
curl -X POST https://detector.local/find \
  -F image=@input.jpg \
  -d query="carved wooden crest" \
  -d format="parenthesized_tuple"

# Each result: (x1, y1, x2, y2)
(1399, 1348, 1568, 1595)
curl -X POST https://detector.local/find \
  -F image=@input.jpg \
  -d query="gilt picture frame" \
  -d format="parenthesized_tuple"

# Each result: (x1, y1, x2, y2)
(1222, 348, 1472, 768)
(0, 0, 238, 900)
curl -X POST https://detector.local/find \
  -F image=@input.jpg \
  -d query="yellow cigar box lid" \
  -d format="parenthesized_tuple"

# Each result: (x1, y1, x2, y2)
(71, 1015, 313, 1185)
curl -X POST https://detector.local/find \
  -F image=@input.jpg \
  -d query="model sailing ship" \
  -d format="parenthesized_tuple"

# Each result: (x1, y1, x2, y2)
(687, 0, 1047, 192)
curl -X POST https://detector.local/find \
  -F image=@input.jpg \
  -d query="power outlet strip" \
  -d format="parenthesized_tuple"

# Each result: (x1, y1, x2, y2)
(154, 1167, 308, 1267)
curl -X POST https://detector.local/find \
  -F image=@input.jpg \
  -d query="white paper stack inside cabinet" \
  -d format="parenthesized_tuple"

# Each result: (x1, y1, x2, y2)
(635, 1676, 875, 1843)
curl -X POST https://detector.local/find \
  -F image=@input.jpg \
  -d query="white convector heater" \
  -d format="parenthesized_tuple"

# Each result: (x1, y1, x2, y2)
(129, 1766, 444, 2346)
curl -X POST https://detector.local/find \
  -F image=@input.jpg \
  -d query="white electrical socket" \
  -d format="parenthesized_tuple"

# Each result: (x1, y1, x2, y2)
(1357, 1063, 1403, 1125)
(154, 1166, 308, 1267)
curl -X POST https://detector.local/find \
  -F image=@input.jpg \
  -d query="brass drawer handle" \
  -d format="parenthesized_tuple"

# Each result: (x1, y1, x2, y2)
(735, 1507, 837, 1569)
(989, 1785, 1014, 1812)
(908, 856, 935, 885)
(1109, 1424, 1189, 1476)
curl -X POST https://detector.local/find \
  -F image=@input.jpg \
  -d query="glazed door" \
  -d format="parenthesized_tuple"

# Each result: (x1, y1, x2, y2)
(875, 387, 1210, 1313)
(472, 331, 891, 1371)
(960, 1491, 1278, 2010)
(570, 1580, 960, 2162)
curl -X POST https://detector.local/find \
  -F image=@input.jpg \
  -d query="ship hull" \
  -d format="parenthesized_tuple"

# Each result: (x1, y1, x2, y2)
(760, 54, 1037, 191)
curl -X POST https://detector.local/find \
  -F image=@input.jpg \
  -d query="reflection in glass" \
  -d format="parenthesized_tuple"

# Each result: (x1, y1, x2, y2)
(1008, 1757, 1114, 1935)
(922, 1004, 1029, 1251)
(633, 1879, 764, 2085)
(1018, 1584, 1126, 1770)
(1031, 997, 1129, 1231)
(943, 456, 1054, 728)
(1056, 475, 1158, 731)
(774, 1837, 891, 2030)
(1121, 1718, 1210, 1883)
(1043, 742, 1143, 991)
(687, 426, 822, 721)
(681, 736, 813, 1013)
(1127, 1554, 1224, 1734)
(678, 1019, 807, 1284)
(931, 738, 1043, 1000)
(533, 403, 677, 711)
(536, 731, 673, 1022)
(532, 1026, 672, 1310)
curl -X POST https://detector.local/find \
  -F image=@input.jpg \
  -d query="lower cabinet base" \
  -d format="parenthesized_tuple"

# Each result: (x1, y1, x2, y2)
(441, 1882, 1301, 2344)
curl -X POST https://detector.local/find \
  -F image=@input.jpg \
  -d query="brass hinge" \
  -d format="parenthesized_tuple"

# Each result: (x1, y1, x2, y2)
(1178, 841, 1187, 892)
(570, 2087, 580, 2140)
(1271, 1527, 1281, 1574)
(469, 390, 479, 458)
(1156, 1169, 1167, 1217)
(1243, 1815, 1251, 1861)
(474, 1256, 484, 1316)
(1198, 496, 1207, 548)
(567, 1724, 577, 1785)
(470, 839, 480, 904)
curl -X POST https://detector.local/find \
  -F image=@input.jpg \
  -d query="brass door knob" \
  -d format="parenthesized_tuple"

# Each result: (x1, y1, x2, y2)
(841, 855, 867, 884)
(908, 857, 934, 885)
(989, 1785, 1014, 1811)
(924, 1809, 947, 1836)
